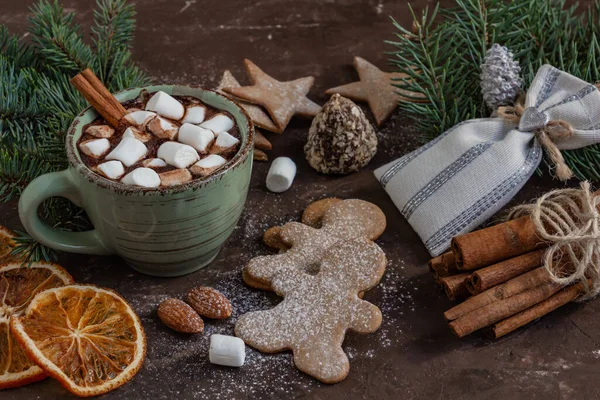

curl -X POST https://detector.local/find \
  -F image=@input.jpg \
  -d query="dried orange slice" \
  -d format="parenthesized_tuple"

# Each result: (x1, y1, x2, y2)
(10, 285, 146, 397)
(0, 262, 74, 389)
(0, 226, 16, 261)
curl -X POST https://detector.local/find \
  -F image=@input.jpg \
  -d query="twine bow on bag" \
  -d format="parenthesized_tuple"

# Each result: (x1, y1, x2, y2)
(497, 103, 574, 181)
(508, 181, 600, 300)
(375, 65, 600, 256)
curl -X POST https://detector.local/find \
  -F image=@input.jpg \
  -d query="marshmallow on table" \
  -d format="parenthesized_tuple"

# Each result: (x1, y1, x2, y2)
(145, 91, 185, 120)
(147, 116, 179, 140)
(123, 126, 152, 143)
(79, 138, 110, 158)
(190, 154, 227, 176)
(157, 142, 199, 168)
(181, 105, 206, 124)
(266, 157, 296, 193)
(159, 169, 192, 186)
(121, 168, 161, 188)
(97, 160, 125, 180)
(124, 110, 156, 127)
(209, 334, 245, 367)
(142, 158, 168, 168)
(178, 123, 215, 153)
(200, 114, 234, 133)
(210, 131, 240, 154)
(86, 125, 114, 138)
(105, 137, 147, 167)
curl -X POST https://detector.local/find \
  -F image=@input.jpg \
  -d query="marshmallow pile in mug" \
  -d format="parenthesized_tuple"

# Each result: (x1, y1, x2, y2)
(79, 91, 241, 188)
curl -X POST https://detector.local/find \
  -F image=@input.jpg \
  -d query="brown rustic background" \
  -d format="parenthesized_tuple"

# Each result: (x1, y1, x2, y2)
(2, 1, 600, 399)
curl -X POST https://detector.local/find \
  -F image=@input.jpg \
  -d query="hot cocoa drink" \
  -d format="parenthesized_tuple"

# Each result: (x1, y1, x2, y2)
(78, 90, 242, 188)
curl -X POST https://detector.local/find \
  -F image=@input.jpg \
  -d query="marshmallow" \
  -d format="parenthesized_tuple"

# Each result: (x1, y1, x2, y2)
(79, 138, 110, 158)
(124, 110, 156, 127)
(157, 142, 199, 168)
(190, 154, 227, 176)
(159, 168, 192, 187)
(142, 158, 168, 168)
(178, 123, 214, 153)
(86, 125, 114, 138)
(266, 157, 296, 193)
(147, 116, 179, 140)
(210, 131, 240, 155)
(97, 160, 125, 180)
(105, 137, 147, 167)
(181, 105, 206, 124)
(121, 168, 161, 188)
(200, 114, 234, 133)
(145, 91, 185, 120)
(123, 126, 153, 143)
(209, 334, 245, 367)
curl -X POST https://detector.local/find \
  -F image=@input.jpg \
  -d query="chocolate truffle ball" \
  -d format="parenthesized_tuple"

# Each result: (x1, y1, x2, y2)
(304, 94, 377, 174)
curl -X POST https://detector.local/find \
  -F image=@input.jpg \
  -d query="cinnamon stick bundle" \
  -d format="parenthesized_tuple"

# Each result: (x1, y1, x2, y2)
(449, 281, 562, 337)
(489, 281, 585, 339)
(466, 249, 545, 295)
(444, 267, 554, 322)
(428, 252, 458, 278)
(70, 68, 127, 127)
(451, 216, 545, 270)
(438, 273, 470, 301)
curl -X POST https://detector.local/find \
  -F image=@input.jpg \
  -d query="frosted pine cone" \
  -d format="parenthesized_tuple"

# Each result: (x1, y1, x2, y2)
(480, 43, 521, 110)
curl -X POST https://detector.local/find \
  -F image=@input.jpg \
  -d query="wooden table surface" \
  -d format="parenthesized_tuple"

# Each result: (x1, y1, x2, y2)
(3, 1, 600, 399)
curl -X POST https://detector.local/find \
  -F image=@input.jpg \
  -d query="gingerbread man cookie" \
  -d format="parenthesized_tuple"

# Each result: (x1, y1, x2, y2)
(244, 199, 386, 289)
(235, 238, 386, 383)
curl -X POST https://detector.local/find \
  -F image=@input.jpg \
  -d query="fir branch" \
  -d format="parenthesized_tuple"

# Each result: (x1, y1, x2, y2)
(29, 0, 94, 75)
(389, 0, 600, 180)
(11, 230, 58, 263)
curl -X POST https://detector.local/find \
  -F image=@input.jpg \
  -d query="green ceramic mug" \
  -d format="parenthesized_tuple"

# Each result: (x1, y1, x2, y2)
(18, 85, 254, 277)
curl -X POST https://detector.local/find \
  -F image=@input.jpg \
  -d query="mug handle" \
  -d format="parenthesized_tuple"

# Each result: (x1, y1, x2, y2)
(18, 170, 110, 255)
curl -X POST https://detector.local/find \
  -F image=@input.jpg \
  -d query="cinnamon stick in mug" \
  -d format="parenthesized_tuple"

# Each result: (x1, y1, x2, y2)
(466, 249, 545, 295)
(452, 216, 545, 270)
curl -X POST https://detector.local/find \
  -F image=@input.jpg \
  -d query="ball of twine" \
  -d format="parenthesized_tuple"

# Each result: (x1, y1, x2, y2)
(508, 181, 600, 300)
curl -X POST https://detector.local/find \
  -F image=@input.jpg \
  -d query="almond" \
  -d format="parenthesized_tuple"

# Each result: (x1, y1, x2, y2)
(157, 298, 204, 334)
(187, 286, 232, 319)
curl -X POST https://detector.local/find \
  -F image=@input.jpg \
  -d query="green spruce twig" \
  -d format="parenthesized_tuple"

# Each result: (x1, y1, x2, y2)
(389, 0, 600, 180)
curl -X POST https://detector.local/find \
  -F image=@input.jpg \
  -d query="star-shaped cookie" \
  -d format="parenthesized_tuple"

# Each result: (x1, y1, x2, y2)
(215, 70, 280, 133)
(223, 59, 321, 132)
(325, 56, 425, 126)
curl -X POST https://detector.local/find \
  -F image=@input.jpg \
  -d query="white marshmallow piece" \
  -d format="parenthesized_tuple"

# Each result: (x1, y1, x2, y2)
(210, 131, 240, 154)
(97, 160, 125, 180)
(123, 126, 153, 143)
(209, 334, 245, 367)
(124, 110, 156, 127)
(178, 123, 215, 153)
(190, 154, 227, 176)
(147, 116, 179, 140)
(159, 169, 192, 187)
(266, 157, 296, 193)
(181, 105, 206, 124)
(86, 125, 114, 138)
(145, 91, 185, 120)
(79, 138, 110, 158)
(142, 158, 168, 168)
(157, 142, 199, 169)
(200, 114, 234, 133)
(121, 168, 161, 188)
(105, 137, 147, 167)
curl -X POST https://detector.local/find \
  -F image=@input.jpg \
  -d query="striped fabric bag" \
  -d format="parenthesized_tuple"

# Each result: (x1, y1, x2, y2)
(375, 65, 600, 256)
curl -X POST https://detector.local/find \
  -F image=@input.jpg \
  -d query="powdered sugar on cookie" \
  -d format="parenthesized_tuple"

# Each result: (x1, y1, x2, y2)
(235, 239, 387, 383)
